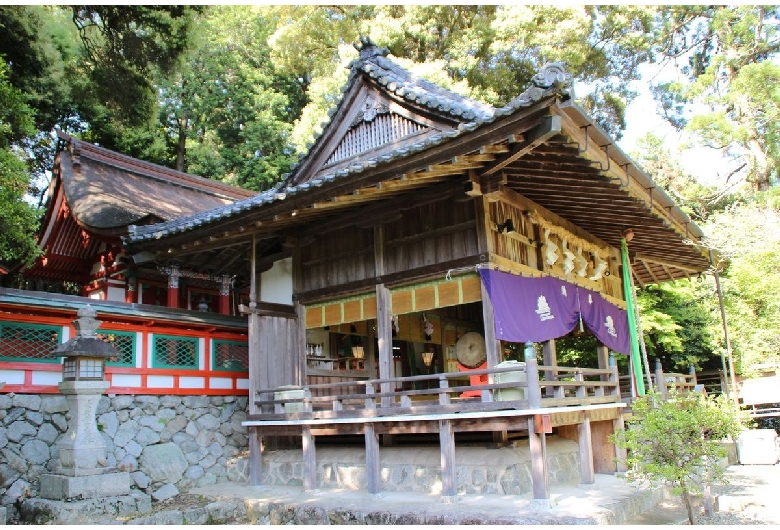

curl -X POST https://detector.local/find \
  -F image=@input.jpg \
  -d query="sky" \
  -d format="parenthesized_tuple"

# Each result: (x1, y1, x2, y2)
(617, 63, 725, 187)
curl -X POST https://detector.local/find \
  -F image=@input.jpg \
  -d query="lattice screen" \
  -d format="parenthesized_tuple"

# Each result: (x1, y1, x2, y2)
(153, 335, 198, 368)
(213, 340, 248, 370)
(0, 322, 60, 362)
(98, 330, 136, 366)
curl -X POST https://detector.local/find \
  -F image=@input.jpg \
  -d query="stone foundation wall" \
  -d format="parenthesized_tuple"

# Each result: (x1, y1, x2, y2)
(0, 393, 250, 519)
(260, 438, 580, 495)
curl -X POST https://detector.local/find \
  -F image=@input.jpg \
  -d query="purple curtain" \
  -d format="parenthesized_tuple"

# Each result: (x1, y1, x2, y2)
(578, 288, 630, 355)
(479, 268, 630, 354)
(479, 269, 579, 343)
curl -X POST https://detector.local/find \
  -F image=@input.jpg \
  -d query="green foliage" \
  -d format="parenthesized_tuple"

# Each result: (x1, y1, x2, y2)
(611, 390, 748, 524)
(653, 6, 780, 191)
(0, 62, 42, 267)
(264, 5, 657, 149)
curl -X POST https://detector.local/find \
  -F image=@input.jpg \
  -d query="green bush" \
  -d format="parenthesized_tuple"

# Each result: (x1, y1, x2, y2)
(611, 391, 749, 524)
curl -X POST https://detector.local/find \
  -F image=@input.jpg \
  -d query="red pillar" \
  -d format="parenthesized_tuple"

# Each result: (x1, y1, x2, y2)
(167, 265, 180, 309)
(219, 274, 231, 315)
(125, 275, 138, 304)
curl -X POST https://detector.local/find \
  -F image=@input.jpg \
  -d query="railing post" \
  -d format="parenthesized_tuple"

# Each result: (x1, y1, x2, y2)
(365, 383, 376, 410)
(689, 364, 697, 387)
(575, 370, 586, 399)
(655, 359, 667, 400)
(609, 353, 620, 398)
(525, 341, 541, 409)
(438, 375, 451, 405)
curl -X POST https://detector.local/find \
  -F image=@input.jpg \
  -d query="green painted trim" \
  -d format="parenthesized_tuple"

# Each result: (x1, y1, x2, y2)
(0, 321, 61, 363)
(152, 334, 199, 369)
(621, 238, 645, 396)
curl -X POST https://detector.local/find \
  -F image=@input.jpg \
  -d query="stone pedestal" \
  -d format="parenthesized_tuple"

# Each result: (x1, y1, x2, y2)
(56, 380, 110, 472)
(39, 472, 132, 500)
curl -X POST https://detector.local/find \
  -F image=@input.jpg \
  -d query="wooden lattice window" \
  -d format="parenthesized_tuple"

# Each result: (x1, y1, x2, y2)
(152, 335, 198, 369)
(0, 322, 61, 363)
(212, 339, 249, 371)
(98, 330, 136, 367)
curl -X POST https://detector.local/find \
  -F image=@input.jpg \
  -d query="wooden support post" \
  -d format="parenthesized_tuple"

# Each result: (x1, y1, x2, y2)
(578, 414, 595, 484)
(249, 428, 263, 486)
(302, 426, 316, 491)
(613, 413, 628, 472)
(480, 281, 498, 403)
(597, 344, 609, 381)
(542, 340, 558, 397)
(689, 364, 697, 385)
(525, 341, 549, 499)
(365, 423, 381, 494)
(375, 284, 393, 409)
(609, 352, 621, 399)
(439, 419, 456, 497)
(527, 416, 550, 499)
(525, 342, 542, 409)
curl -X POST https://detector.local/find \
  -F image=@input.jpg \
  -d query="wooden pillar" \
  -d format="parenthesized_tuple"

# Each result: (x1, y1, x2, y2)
(294, 302, 307, 385)
(166, 265, 180, 309)
(577, 414, 595, 484)
(375, 284, 393, 409)
(219, 274, 231, 315)
(302, 426, 316, 491)
(439, 419, 456, 497)
(525, 341, 549, 499)
(597, 344, 609, 381)
(542, 340, 557, 397)
(249, 428, 263, 486)
(480, 281, 498, 408)
(365, 423, 381, 494)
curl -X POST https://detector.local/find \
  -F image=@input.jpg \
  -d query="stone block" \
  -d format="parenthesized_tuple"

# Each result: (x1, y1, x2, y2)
(151, 483, 179, 502)
(12, 394, 41, 411)
(39, 472, 131, 500)
(139, 442, 188, 483)
(20, 493, 151, 524)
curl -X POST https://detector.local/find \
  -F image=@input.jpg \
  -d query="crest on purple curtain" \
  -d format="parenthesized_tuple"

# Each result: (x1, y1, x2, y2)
(479, 269, 579, 343)
(578, 288, 630, 354)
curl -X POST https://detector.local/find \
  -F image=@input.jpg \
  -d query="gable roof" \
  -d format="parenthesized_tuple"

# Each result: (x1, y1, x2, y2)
(24, 132, 254, 282)
(124, 42, 712, 288)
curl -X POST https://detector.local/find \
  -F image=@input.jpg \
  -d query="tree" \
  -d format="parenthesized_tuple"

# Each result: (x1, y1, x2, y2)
(0, 62, 42, 267)
(652, 6, 780, 192)
(611, 391, 747, 524)
(157, 6, 306, 190)
(263, 5, 659, 151)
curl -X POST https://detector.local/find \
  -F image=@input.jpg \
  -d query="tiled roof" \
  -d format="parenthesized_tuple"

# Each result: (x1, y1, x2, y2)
(125, 51, 571, 245)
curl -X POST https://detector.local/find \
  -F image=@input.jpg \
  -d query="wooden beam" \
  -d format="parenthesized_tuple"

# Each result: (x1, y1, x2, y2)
(376, 283, 393, 408)
(481, 115, 562, 177)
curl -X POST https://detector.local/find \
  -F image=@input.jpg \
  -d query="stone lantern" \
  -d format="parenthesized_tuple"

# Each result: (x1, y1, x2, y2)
(51, 305, 117, 473)
(28, 305, 148, 521)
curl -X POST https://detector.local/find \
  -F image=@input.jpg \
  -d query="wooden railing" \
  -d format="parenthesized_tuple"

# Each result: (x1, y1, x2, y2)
(252, 356, 621, 420)
(618, 361, 699, 401)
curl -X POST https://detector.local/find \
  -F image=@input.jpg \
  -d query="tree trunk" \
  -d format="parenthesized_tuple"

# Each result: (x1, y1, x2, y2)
(681, 488, 696, 525)
(176, 117, 187, 172)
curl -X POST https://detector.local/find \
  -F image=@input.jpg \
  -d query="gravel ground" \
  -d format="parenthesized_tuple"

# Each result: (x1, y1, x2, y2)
(628, 464, 780, 525)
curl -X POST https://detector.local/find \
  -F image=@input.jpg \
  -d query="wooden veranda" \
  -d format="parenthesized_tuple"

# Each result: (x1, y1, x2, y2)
(245, 348, 627, 498)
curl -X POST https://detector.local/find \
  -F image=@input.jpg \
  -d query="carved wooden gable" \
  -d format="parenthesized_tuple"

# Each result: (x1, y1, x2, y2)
(321, 91, 446, 172)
